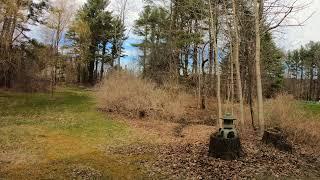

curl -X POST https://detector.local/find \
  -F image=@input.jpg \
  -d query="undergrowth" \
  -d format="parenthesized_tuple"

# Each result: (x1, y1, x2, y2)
(96, 72, 194, 121)
(264, 94, 320, 147)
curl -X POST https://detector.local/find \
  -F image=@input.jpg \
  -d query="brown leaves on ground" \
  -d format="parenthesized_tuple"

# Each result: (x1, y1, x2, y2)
(107, 120, 320, 179)
(70, 165, 102, 180)
(97, 80, 320, 179)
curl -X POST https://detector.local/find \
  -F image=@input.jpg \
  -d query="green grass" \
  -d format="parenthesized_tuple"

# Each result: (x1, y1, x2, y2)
(0, 88, 152, 179)
(301, 101, 320, 116)
(0, 88, 128, 140)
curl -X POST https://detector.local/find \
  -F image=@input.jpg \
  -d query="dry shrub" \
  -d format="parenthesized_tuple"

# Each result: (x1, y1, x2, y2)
(264, 94, 320, 147)
(96, 72, 193, 121)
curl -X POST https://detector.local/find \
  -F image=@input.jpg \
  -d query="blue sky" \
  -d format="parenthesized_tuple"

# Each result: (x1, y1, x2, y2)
(122, 37, 141, 68)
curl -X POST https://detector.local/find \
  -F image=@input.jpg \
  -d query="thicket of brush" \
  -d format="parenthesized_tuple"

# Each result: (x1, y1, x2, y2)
(97, 72, 320, 148)
(96, 72, 194, 121)
(264, 95, 320, 147)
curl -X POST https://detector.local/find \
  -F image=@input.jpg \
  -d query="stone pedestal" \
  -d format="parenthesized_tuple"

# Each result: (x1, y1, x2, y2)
(208, 133, 243, 160)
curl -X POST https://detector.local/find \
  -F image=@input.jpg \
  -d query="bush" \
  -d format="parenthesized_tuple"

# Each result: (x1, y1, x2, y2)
(264, 94, 320, 147)
(96, 72, 193, 121)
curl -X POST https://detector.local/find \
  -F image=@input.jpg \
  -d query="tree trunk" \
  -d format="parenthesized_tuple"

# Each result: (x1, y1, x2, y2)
(230, 51, 234, 115)
(201, 46, 208, 109)
(309, 66, 314, 100)
(100, 42, 107, 81)
(262, 128, 293, 152)
(1, 15, 12, 51)
(248, 66, 256, 130)
(77, 62, 81, 84)
(88, 60, 95, 85)
(143, 26, 148, 78)
(184, 48, 189, 77)
(209, 0, 222, 127)
(198, 47, 202, 109)
(209, 30, 214, 82)
(232, 0, 244, 126)
(192, 44, 198, 74)
(300, 67, 304, 99)
(254, 0, 265, 135)
(209, 30, 215, 96)
(215, 1, 222, 123)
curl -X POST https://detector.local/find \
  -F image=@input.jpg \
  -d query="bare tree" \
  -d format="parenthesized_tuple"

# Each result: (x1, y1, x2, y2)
(44, 0, 75, 96)
(254, 0, 264, 134)
(232, 0, 244, 126)
(111, 0, 129, 70)
(263, 0, 313, 33)
(46, 0, 74, 51)
(209, 0, 222, 127)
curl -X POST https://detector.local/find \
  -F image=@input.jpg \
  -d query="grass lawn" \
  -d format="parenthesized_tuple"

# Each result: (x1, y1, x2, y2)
(301, 101, 320, 116)
(0, 88, 151, 179)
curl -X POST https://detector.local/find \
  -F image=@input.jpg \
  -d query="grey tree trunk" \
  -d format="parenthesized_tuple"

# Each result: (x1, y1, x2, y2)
(232, 0, 244, 125)
(209, 0, 222, 127)
(254, 0, 265, 135)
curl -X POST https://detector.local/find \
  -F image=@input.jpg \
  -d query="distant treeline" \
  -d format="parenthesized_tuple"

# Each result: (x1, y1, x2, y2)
(285, 41, 320, 101)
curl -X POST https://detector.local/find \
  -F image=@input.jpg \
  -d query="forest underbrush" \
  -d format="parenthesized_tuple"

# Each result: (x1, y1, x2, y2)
(96, 72, 217, 126)
(264, 95, 320, 149)
(95, 74, 320, 178)
(97, 72, 320, 151)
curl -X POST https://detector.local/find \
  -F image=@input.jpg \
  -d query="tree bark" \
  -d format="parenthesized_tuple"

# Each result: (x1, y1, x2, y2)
(100, 42, 106, 81)
(192, 20, 199, 86)
(183, 48, 189, 77)
(88, 46, 95, 85)
(209, 29, 214, 80)
(232, 0, 244, 126)
(230, 50, 234, 115)
(193, 44, 198, 74)
(209, 0, 222, 127)
(142, 26, 148, 78)
(201, 58, 208, 109)
(254, 0, 265, 135)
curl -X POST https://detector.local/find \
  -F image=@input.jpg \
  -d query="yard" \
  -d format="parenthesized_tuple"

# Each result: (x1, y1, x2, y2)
(1, 88, 319, 179)
(0, 88, 155, 179)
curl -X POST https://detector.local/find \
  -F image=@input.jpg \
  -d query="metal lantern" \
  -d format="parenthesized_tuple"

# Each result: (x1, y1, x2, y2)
(218, 113, 238, 139)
